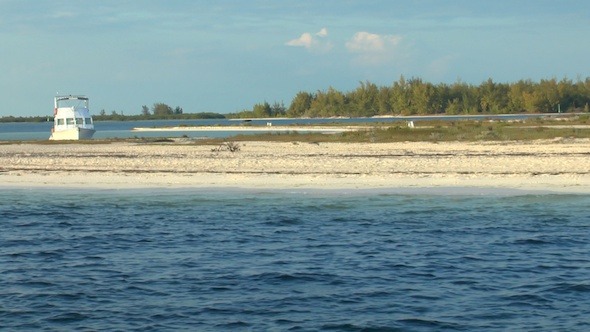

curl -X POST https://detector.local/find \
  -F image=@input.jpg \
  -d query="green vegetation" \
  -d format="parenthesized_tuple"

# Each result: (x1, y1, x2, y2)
(228, 101, 287, 119)
(213, 116, 590, 143)
(92, 111, 225, 122)
(94, 102, 225, 121)
(233, 76, 590, 118)
(0, 116, 51, 123)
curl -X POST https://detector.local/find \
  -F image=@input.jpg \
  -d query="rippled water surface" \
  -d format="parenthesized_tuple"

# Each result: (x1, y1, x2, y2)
(1, 189, 589, 331)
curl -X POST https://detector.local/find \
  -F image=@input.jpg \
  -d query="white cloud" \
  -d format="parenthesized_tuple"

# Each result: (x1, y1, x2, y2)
(345, 31, 403, 65)
(346, 32, 385, 52)
(286, 32, 314, 48)
(316, 28, 328, 37)
(286, 28, 333, 53)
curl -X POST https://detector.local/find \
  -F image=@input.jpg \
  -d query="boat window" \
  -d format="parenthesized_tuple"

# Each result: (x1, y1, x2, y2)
(85, 118, 92, 124)
(66, 118, 75, 125)
(76, 118, 83, 125)
(57, 119, 65, 125)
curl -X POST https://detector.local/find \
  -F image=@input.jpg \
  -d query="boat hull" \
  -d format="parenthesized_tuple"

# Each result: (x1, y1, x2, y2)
(49, 127, 96, 140)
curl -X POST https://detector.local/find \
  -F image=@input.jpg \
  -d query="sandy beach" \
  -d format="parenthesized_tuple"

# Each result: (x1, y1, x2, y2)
(1, 139, 590, 193)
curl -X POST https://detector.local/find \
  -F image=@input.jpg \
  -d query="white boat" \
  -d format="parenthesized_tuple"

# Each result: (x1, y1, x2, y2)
(49, 95, 96, 140)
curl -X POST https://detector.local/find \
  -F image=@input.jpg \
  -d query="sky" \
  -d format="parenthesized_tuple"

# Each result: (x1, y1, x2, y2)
(1, 0, 589, 117)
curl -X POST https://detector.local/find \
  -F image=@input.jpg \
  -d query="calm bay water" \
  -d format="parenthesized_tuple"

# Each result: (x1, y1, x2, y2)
(1, 188, 589, 331)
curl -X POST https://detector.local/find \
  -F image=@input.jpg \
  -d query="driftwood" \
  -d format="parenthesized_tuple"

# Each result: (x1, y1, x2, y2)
(211, 141, 240, 153)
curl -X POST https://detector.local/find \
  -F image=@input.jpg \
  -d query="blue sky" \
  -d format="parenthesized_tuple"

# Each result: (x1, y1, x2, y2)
(1, 0, 589, 117)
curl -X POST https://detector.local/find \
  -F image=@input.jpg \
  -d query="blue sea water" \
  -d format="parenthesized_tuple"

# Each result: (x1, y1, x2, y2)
(1, 188, 589, 331)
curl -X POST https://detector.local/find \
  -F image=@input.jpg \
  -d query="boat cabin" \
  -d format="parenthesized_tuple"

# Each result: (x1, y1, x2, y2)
(50, 95, 96, 140)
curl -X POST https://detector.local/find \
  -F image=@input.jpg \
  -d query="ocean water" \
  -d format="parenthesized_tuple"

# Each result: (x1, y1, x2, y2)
(1, 188, 589, 331)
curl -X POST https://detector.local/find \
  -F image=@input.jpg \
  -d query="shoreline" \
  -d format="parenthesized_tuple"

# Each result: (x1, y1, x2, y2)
(0, 173, 583, 195)
(1, 140, 589, 193)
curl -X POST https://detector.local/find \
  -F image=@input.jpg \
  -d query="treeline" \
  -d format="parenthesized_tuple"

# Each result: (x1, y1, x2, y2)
(228, 101, 287, 119)
(92, 112, 225, 121)
(94, 102, 225, 121)
(235, 77, 590, 118)
(0, 116, 50, 123)
(0, 102, 226, 123)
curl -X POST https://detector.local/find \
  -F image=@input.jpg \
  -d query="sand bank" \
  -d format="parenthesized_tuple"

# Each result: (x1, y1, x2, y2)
(1, 139, 589, 193)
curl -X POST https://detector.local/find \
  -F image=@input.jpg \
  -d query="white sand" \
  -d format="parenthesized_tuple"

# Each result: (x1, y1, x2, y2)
(1, 139, 589, 193)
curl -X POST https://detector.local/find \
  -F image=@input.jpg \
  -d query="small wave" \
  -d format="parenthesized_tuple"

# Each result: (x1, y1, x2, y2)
(513, 237, 552, 245)
(201, 307, 236, 315)
(274, 318, 302, 327)
(149, 312, 190, 321)
(21, 280, 56, 288)
(263, 217, 303, 226)
(547, 283, 590, 293)
(410, 294, 441, 301)
(396, 318, 463, 330)
(46, 312, 89, 323)
(208, 286, 233, 292)
(502, 293, 553, 309)
(125, 285, 169, 297)
(2, 238, 34, 248)
(321, 323, 403, 331)
(10, 219, 44, 227)
(451, 279, 478, 286)
(215, 320, 252, 328)
(460, 255, 485, 261)
(34, 248, 67, 259)
(247, 271, 336, 284)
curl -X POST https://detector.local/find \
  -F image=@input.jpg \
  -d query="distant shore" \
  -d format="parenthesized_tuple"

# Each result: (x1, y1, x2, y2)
(1, 139, 589, 193)
(132, 125, 360, 132)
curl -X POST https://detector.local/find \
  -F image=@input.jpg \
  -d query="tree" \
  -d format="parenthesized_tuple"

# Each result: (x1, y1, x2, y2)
(390, 76, 411, 115)
(407, 78, 436, 115)
(445, 98, 462, 115)
(174, 106, 183, 115)
(271, 101, 286, 117)
(152, 103, 173, 116)
(309, 87, 347, 117)
(459, 84, 480, 114)
(141, 105, 150, 116)
(287, 91, 314, 117)
(536, 79, 560, 112)
(507, 80, 533, 113)
(572, 78, 590, 111)
(252, 102, 272, 118)
(479, 78, 509, 113)
(376, 86, 393, 115)
(348, 81, 379, 117)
